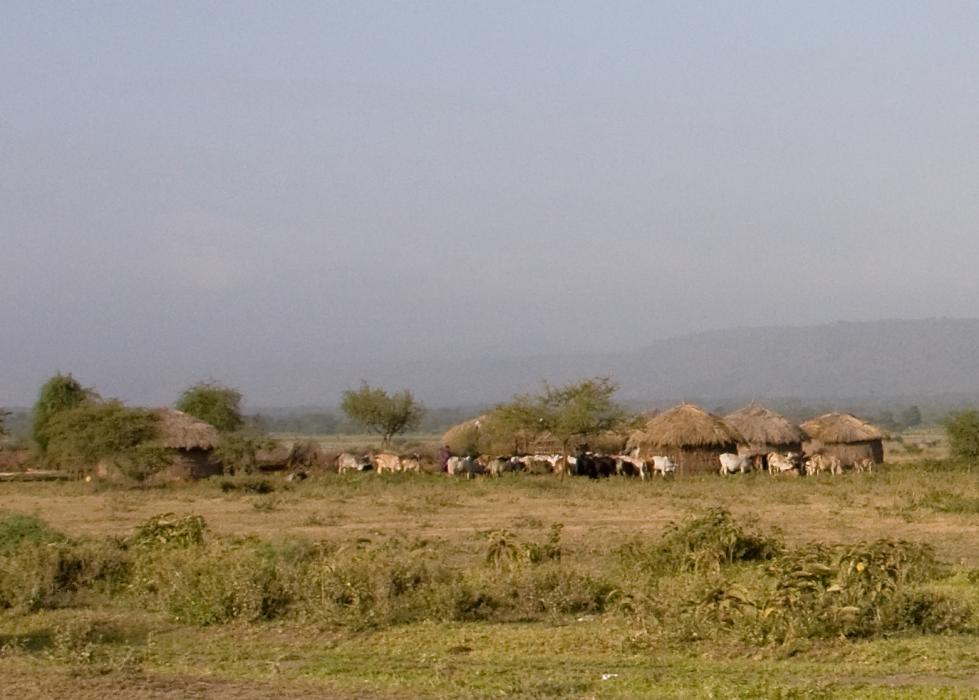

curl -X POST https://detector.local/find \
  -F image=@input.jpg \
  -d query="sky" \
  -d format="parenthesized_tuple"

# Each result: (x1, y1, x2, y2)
(3, 2, 979, 407)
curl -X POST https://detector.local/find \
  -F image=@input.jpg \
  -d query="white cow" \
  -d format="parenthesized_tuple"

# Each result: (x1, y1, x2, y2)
(767, 452, 800, 476)
(853, 457, 874, 473)
(371, 453, 402, 474)
(804, 453, 842, 476)
(336, 452, 371, 473)
(615, 455, 650, 480)
(719, 453, 752, 475)
(650, 455, 677, 476)
(447, 456, 484, 479)
(487, 456, 523, 477)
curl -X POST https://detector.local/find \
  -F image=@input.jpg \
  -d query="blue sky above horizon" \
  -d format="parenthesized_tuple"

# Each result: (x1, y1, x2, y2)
(4, 2, 979, 405)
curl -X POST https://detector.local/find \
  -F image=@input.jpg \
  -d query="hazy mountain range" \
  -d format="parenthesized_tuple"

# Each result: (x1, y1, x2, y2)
(333, 318, 979, 409)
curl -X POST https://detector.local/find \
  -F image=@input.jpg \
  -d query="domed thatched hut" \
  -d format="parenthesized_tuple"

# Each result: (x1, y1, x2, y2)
(154, 409, 222, 480)
(440, 415, 518, 456)
(800, 412, 885, 466)
(627, 403, 743, 475)
(724, 404, 805, 469)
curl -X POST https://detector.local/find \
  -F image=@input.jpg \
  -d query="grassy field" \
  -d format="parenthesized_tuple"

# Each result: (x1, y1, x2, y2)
(2, 458, 979, 699)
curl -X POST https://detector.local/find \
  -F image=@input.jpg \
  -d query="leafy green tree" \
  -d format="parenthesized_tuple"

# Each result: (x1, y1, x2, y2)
(44, 401, 167, 479)
(176, 381, 244, 433)
(945, 410, 979, 460)
(340, 382, 426, 445)
(32, 373, 96, 450)
(488, 376, 627, 460)
(211, 432, 276, 475)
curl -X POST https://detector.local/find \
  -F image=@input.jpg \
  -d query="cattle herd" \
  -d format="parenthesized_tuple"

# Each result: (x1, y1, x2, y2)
(333, 448, 875, 478)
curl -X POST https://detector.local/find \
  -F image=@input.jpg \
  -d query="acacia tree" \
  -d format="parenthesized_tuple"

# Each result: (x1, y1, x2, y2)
(176, 381, 244, 433)
(340, 382, 426, 446)
(32, 373, 96, 450)
(488, 376, 627, 462)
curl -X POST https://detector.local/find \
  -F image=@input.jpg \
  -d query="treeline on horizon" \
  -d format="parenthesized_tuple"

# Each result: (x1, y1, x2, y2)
(1, 395, 963, 441)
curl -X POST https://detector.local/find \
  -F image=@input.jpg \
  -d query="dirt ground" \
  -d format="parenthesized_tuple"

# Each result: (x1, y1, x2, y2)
(1, 467, 977, 565)
(0, 661, 384, 700)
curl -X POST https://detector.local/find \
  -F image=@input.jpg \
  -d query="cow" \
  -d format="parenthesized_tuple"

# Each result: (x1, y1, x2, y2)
(719, 453, 752, 475)
(460, 456, 485, 479)
(572, 453, 598, 478)
(446, 456, 465, 475)
(400, 455, 422, 473)
(804, 453, 842, 476)
(615, 455, 649, 480)
(595, 455, 617, 478)
(767, 452, 800, 476)
(853, 457, 874, 473)
(487, 456, 523, 477)
(337, 452, 371, 473)
(650, 455, 678, 476)
(371, 452, 402, 474)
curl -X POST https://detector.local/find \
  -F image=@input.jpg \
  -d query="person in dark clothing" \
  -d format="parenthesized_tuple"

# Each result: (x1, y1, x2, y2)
(437, 445, 452, 473)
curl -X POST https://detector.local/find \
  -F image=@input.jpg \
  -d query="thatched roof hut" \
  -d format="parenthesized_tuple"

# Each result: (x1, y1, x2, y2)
(724, 404, 805, 464)
(627, 403, 743, 475)
(152, 409, 222, 480)
(800, 412, 885, 466)
(440, 415, 523, 456)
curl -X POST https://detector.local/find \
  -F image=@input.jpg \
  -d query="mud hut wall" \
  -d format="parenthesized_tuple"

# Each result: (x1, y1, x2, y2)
(803, 439, 883, 466)
(736, 441, 803, 458)
(678, 446, 735, 475)
(638, 445, 734, 475)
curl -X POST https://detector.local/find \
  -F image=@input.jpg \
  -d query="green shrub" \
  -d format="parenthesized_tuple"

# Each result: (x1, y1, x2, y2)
(43, 401, 166, 478)
(0, 540, 130, 612)
(155, 545, 291, 625)
(881, 589, 973, 633)
(0, 511, 66, 553)
(176, 381, 244, 433)
(128, 513, 207, 549)
(618, 508, 782, 577)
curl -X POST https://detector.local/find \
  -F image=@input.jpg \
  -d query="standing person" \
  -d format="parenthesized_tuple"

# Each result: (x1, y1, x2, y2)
(437, 444, 452, 473)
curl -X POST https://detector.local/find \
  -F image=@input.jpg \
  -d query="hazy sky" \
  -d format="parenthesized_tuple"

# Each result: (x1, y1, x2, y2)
(4, 2, 979, 406)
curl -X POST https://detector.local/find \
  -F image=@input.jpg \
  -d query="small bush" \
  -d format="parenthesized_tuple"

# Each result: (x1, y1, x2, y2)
(0, 540, 130, 612)
(618, 508, 782, 577)
(129, 513, 207, 549)
(882, 589, 973, 633)
(157, 545, 291, 625)
(0, 512, 66, 553)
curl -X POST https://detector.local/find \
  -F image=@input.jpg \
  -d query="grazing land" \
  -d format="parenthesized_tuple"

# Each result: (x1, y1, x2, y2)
(2, 458, 979, 699)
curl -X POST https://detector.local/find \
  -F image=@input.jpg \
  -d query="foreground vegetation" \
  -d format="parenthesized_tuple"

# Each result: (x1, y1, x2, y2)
(1, 461, 979, 698)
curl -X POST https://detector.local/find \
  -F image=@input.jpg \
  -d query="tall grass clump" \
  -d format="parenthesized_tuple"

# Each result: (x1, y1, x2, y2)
(617, 508, 782, 577)
(0, 538, 130, 612)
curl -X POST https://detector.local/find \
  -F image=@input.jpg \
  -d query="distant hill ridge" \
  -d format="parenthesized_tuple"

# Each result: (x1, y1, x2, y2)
(361, 318, 979, 406)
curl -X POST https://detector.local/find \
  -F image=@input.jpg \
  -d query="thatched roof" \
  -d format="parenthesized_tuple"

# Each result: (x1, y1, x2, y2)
(724, 404, 805, 446)
(800, 413, 885, 444)
(154, 409, 220, 450)
(629, 403, 743, 449)
(441, 415, 487, 446)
